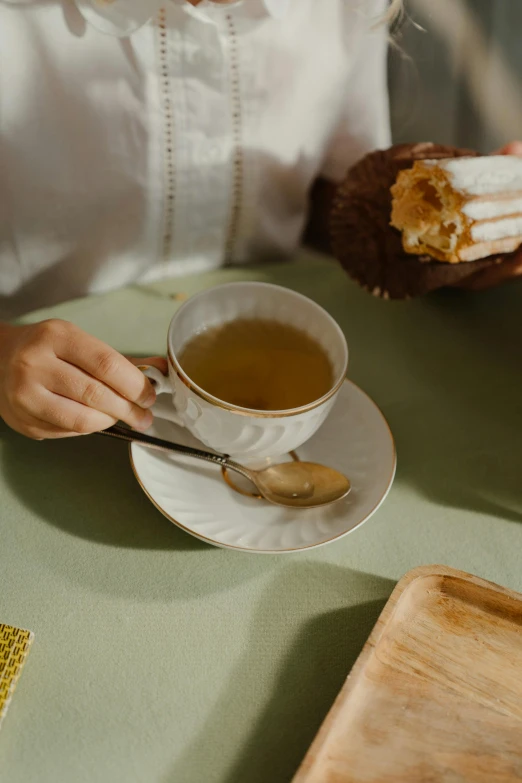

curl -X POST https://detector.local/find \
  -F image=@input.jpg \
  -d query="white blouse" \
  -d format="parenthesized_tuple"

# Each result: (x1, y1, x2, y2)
(0, 0, 390, 318)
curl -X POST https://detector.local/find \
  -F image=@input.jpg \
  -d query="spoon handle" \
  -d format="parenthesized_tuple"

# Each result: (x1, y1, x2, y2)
(98, 424, 229, 467)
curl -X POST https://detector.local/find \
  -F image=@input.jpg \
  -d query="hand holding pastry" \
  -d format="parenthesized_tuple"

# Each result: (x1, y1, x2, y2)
(331, 142, 522, 298)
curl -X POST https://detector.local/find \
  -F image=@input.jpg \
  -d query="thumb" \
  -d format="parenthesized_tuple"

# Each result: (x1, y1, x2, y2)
(493, 141, 522, 155)
(126, 356, 168, 375)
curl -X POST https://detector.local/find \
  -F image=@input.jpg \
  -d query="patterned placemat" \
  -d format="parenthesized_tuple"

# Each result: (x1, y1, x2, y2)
(0, 624, 34, 729)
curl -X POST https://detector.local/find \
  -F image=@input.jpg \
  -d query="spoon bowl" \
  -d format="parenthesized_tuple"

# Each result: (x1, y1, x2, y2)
(237, 460, 351, 508)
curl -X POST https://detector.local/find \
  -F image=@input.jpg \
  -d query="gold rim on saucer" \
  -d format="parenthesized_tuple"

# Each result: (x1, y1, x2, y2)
(127, 380, 397, 554)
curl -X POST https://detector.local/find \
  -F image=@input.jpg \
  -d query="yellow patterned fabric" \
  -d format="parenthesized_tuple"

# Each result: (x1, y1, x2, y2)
(0, 624, 34, 728)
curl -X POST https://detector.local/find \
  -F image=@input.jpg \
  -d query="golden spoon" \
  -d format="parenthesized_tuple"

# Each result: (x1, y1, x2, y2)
(98, 425, 351, 509)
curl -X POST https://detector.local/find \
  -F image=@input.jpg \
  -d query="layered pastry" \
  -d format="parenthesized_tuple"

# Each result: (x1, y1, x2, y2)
(390, 156, 522, 263)
(330, 143, 521, 299)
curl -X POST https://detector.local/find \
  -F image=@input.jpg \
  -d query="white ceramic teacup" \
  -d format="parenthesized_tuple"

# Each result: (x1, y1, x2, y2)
(142, 282, 348, 461)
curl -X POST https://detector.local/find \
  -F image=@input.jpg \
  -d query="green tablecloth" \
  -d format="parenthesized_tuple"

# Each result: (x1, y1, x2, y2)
(2, 251, 522, 782)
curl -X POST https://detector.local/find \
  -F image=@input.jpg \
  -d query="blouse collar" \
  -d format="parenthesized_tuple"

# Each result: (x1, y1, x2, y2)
(74, 0, 290, 38)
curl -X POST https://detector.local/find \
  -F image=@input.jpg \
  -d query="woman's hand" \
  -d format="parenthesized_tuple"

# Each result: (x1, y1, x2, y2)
(0, 319, 167, 439)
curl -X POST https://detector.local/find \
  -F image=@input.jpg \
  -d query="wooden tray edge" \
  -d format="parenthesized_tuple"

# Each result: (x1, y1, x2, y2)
(291, 564, 522, 782)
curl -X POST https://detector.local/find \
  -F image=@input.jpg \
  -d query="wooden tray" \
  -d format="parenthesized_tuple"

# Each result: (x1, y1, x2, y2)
(293, 566, 522, 782)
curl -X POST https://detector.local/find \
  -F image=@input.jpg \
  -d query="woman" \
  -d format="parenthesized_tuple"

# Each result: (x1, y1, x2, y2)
(0, 0, 517, 439)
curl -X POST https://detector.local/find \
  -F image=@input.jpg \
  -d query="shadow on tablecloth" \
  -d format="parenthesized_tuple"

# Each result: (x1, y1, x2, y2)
(0, 422, 202, 551)
(0, 424, 278, 601)
(389, 287, 522, 524)
(164, 563, 395, 783)
(332, 280, 522, 525)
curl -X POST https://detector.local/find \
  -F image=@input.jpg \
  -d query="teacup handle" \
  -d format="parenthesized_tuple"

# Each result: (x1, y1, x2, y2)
(138, 365, 185, 428)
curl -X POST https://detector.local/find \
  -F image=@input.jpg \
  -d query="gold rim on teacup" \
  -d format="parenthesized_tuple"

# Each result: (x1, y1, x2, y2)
(167, 346, 346, 419)
(165, 282, 348, 419)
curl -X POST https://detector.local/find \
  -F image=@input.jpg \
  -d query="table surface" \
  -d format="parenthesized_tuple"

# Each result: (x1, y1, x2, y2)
(2, 251, 522, 783)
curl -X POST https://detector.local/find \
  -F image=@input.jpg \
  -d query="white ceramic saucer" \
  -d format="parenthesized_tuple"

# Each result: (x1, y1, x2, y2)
(129, 381, 396, 554)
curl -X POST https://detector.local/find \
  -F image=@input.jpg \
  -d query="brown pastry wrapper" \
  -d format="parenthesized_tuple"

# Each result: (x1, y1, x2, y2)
(330, 143, 518, 299)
